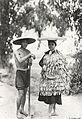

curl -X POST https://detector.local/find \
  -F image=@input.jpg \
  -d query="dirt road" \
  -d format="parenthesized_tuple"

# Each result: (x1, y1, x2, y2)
(0, 82, 82, 119)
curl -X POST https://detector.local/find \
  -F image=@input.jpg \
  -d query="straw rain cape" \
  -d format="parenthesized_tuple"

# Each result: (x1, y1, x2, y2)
(39, 49, 70, 96)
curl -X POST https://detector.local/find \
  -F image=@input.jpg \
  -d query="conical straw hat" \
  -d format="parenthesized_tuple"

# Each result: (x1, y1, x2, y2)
(37, 37, 66, 41)
(13, 37, 36, 45)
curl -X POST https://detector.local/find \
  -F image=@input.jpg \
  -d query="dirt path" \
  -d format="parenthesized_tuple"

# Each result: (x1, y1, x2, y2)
(0, 82, 82, 119)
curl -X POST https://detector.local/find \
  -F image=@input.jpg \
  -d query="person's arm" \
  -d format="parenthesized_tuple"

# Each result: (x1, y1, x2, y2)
(14, 51, 35, 63)
(39, 51, 50, 68)
(39, 55, 47, 72)
(39, 56, 45, 67)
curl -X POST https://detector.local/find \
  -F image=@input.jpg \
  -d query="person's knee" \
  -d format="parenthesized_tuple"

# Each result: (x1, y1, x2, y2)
(25, 88, 27, 93)
(18, 90, 24, 98)
(24, 88, 27, 96)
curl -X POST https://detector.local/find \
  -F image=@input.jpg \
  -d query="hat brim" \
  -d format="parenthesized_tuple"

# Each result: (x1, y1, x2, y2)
(13, 37, 36, 45)
(37, 37, 66, 41)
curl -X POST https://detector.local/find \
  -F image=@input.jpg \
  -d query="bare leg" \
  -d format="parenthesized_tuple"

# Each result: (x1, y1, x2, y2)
(51, 103, 58, 116)
(48, 104, 53, 116)
(53, 103, 56, 113)
(16, 90, 24, 117)
(20, 88, 28, 117)
(20, 88, 27, 111)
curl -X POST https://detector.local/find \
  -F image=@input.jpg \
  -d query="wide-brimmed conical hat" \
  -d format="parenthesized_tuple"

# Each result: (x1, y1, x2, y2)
(13, 37, 36, 45)
(37, 37, 66, 41)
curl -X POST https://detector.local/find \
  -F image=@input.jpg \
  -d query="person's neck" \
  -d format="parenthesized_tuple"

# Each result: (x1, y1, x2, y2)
(50, 49, 55, 52)
(21, 46, 26, 49)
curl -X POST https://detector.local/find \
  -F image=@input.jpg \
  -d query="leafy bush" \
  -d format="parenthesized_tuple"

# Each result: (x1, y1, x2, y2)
(69, 51, 82, 94)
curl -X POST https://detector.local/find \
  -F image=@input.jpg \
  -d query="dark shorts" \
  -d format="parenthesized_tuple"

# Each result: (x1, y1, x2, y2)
(15, 70, 30, 90)
(38, 93, 62, 105)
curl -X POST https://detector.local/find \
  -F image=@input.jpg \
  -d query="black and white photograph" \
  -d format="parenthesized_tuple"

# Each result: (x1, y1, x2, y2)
(0, 0, 82, 119)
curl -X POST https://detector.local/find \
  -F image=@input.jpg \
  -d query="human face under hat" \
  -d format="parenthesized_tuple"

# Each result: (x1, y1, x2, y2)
(21, 40, 28, 49)
(48, 40, 57, 51)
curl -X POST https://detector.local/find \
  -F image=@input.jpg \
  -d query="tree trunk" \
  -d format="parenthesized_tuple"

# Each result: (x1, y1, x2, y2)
(0, 55, 3, 68)
(0, 0, 9, 68)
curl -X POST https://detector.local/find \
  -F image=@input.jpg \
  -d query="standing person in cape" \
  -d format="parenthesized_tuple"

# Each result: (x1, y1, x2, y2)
(13, 37, 36, 119)
(38, 37, 70, 117)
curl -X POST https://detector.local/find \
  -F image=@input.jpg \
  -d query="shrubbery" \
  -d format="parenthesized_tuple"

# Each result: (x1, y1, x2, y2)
(69, 51, 82, 94)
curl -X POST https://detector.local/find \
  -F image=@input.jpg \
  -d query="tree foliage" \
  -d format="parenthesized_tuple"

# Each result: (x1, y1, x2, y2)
(0, 0, 35, 67)
(47, 0, 82, 38)
(69, 50, 82, 94)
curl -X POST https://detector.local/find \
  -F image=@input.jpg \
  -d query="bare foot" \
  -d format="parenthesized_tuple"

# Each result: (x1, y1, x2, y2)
(20, 111, 28, 117)
(48, 112, 52, 118)
(48, 114, 52, 119)
(51, 112, 58, 116)
(17, 116, 24, 119)
(16, 112, 24, 119)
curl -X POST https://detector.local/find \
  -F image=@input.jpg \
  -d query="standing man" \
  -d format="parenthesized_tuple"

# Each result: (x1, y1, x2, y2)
(13, 37, 36, 118)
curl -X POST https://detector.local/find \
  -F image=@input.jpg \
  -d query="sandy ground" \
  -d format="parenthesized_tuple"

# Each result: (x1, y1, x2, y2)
(0, 82, 82, 119)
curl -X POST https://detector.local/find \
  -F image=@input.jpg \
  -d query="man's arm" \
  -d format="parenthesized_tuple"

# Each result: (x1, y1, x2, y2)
(14, 51, 33, 63)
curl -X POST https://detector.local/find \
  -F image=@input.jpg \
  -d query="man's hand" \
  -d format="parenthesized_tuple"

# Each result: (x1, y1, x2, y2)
(28, 58, 32, 66)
